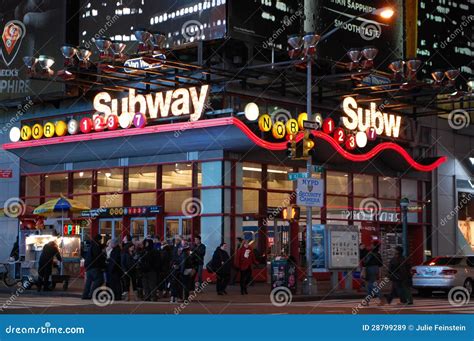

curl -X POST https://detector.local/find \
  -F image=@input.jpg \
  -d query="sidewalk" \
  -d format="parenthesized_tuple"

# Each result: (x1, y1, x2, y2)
(0, 279, 370, 303)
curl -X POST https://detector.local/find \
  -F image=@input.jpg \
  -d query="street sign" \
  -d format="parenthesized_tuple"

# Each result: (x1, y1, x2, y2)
(303, 120, 320, 130)
(296, 178, 324, 207)
(288, 172, 309, 181)
(312, 165, 324, 173)
(0, 169, 12, 178)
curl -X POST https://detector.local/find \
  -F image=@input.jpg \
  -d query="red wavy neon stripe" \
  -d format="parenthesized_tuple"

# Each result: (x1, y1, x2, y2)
(231, 118, 447, 172)
(2, 116, 446, 172)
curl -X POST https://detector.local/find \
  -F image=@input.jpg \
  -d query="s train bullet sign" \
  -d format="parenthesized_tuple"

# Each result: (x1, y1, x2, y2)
(93, 84, 210, 122)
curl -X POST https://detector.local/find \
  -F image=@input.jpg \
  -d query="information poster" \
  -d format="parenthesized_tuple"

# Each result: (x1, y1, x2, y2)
(312, 224, 327, 272)
(328, 225, 359, 269)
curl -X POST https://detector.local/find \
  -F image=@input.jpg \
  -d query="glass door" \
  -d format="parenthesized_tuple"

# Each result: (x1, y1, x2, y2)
(130, 218, 157, 239)
(99, 218, 123, 241)
(164, 216, 192, 242)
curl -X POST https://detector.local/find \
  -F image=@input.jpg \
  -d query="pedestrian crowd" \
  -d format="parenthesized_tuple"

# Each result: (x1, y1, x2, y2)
(81, 234, 259, 302)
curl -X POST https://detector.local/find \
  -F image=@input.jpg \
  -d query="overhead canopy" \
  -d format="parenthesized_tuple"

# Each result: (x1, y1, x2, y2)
(3, 117, 446, 172)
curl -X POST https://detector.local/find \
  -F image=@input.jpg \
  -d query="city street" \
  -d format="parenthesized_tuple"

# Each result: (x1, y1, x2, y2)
(0, 290, 472, 315)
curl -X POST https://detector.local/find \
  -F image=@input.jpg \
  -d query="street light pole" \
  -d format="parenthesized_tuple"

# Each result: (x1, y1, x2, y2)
(400, 197, 410, 257)
(304, 56, 313, 295)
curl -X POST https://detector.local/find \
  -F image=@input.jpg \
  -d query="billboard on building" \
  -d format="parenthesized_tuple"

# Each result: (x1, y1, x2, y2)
(0, 1, 65, 102)
(79, 0, 227, 50)
(79, 0, 301, 51)
(313, 0, 404, 68)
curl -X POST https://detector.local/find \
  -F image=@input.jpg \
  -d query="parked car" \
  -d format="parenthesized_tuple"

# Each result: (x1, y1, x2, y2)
(411, 256, 474, 296)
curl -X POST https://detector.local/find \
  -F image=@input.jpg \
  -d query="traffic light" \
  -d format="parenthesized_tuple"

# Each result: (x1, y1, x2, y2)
(286, 134, 296, 159)
(303, 130, 315, 158)
(282, 205, 301, 221)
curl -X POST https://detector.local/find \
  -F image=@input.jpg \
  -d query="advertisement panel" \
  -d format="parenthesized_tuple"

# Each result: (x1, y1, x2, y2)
(327, 225, 359, 269)
(0, 1, 65, 101)
(313, 0, 404, 67)
(227, 0, 301, 48)
(79, 0, 226, 49)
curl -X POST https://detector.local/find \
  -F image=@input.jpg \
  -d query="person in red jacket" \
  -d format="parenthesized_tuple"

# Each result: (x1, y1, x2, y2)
(235, 240, 258, 295)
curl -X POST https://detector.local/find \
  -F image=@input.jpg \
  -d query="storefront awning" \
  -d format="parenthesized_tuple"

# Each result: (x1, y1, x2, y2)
(2, 117, 446, 172)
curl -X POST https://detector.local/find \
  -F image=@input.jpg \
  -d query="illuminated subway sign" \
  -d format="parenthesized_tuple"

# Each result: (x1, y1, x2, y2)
(342, 96, 402, 138)
(93, 84, 210, 122)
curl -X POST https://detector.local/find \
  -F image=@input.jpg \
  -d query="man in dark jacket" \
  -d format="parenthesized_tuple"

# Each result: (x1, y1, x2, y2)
(106, 239, 123, 301)
(385, 246, 413, 305)
(37, 240, 62, 291)
(212, 243, 231, 295)
(140, 238, 161, 301)
(82, 234, 106, 299)
(192, 235, 206, 287)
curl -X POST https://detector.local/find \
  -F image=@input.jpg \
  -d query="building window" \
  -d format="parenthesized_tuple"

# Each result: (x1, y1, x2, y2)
(379, 176, 398, 199)
(129, 166, 156, 191)
(401, 179, 418, 201)
(267, 165, 293, 190)
(131, 192, 156, 206)
(73, 171, 92, 194)
(25, 175, 41, 197)
(327, 171, 349, 195)
(100, 194, 123, 208)
(97, 169, 123, 193)
(162, 163, 192, 189)
(243, 189, 259, 213)
(326, 195, 349, 220)
(242, 163, 262, 188)
(353, 174, 374, 197)
(45, 173, 68, 197)
(165, 190, 192, 213)
(73, 195, 91, 208)
(268, 192, 292, 208)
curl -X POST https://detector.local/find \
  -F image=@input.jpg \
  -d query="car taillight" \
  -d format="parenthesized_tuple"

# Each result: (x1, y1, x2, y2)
(440, 269, 457, 275)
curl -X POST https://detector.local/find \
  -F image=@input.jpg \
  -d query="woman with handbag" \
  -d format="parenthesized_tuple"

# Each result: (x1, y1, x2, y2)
(211, 243, 231, 295)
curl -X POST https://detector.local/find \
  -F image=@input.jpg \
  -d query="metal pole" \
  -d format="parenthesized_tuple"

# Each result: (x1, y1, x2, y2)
(402, 206, 408, 257)
(304, 56, 313, 295)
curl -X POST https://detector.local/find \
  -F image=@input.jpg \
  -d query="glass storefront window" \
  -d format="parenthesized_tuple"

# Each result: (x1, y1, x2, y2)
(97, 169, 123, 193)
(165, 190, 192, 213)
(379, 177, 398, 199)
(379, 199, 399, 223)
(326, 195, 349, 220)
(129, 166, 156, 191)
(24, 198, 40, 206)
(242, 162, 261, 188)
(401, 179, 418, 201)
(353, 174, 374, 197)
(73, 195, 91, 208)
(162, 164, 192, 189)
(73, 171, 92, 194)
(25, 175, 40, 197)
(131, 192, 156, 206)
(327, 171, 348, 195)
(100, 194, 123, 208)
(45, 173, 68, 197)
(243, 189, 259, 213)
(268, 192, 293, 208)
(267, 165, 293, 190)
